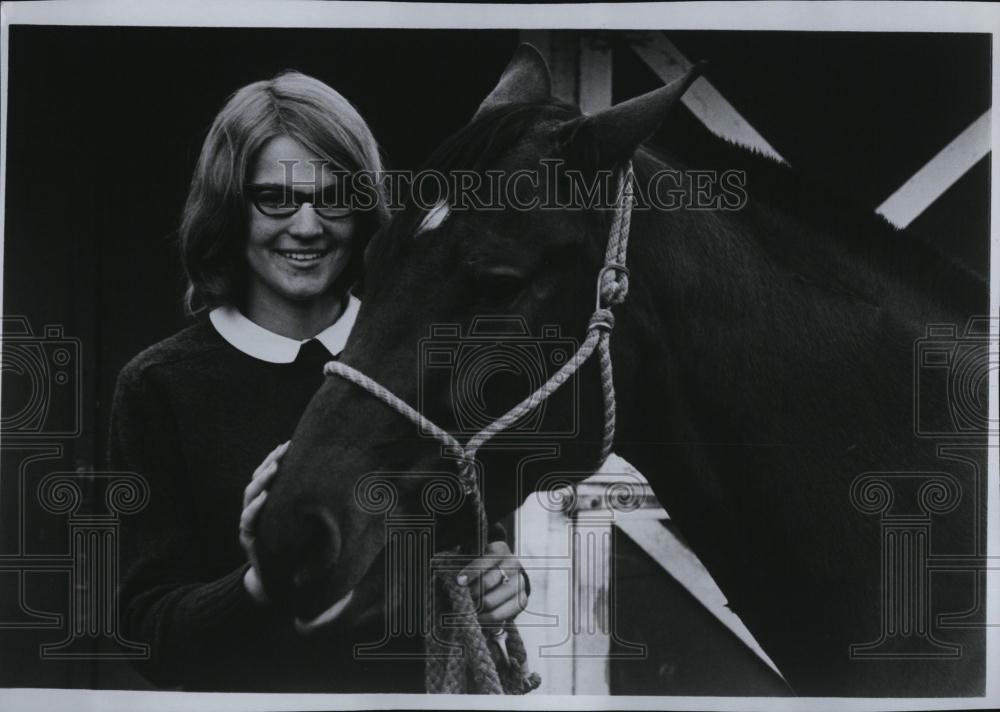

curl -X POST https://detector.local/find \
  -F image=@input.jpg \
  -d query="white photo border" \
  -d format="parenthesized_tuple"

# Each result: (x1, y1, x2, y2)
(0, 1, 997, 710)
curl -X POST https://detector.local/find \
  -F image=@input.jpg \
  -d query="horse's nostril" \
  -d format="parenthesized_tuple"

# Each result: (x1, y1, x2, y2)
(292, 505, 342, 586)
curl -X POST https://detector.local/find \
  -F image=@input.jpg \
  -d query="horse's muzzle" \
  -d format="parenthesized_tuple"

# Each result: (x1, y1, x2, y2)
(259, 502, 344, 620)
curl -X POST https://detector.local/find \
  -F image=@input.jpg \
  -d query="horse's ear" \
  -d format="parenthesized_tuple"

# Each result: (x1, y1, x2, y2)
(569, 62, 706, 168)
(473, 44, 552, 120)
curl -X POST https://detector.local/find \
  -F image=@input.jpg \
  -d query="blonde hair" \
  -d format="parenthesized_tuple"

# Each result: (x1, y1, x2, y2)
(180, 71, 389, 313)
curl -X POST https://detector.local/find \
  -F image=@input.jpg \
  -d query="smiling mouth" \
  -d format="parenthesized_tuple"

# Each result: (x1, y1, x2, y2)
(273, 248, 332, 264)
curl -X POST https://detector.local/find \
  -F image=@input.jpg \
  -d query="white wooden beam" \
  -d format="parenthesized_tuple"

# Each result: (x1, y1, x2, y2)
(628, 31, 786, 164)
(876, 109, 991, 228)
(616, 517, 785, 681)
(514, 490, 576, 694)
(579, 33, 613, 114)
(516, 456, 784, 692)
(569, 514, 613, 694)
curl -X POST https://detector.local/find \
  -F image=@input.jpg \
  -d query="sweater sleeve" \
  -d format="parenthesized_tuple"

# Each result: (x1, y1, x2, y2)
(109, 359, 288, 689)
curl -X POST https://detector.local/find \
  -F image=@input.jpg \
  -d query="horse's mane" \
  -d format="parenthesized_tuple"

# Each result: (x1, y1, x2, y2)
(366, 101, 581, 268)
(374, 96, 985, 315)
(428, 100, 581, 172)
(635, 123, 987, 315)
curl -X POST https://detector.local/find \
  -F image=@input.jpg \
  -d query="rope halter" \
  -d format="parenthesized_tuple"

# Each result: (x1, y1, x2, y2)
(323, 162, 634, 507)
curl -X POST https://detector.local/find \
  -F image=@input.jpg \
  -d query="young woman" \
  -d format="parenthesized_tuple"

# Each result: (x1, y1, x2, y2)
(109, 71, 528, 693)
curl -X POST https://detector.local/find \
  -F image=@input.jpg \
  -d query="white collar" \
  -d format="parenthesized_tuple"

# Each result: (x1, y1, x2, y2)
(209, 294, 360, 364)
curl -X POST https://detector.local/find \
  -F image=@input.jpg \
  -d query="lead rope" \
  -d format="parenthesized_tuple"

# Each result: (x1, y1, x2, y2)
(323, 163, 634, 694)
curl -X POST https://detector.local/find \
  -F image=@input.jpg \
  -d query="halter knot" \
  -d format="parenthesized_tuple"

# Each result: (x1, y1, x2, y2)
(601, 279, 628, 306)
(457, 462, 477, 493)
(596, 263, 630, 309)
(589, 308, 616, 333)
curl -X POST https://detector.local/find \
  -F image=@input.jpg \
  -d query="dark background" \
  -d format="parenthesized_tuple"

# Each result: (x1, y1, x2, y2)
(1, 27, 991, 691)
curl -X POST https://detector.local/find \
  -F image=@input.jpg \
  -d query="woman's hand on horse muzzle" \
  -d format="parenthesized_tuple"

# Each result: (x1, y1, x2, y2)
(240, 440, 290, 604)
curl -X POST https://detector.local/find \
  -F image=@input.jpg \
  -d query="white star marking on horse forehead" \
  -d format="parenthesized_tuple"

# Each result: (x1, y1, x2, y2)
(414, 201, 450, 238)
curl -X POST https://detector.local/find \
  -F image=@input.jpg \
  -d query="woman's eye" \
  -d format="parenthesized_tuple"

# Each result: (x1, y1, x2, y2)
(257, 191, 285, 207)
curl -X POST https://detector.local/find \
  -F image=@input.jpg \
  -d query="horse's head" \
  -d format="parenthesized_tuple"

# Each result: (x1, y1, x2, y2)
(255, 45, 702, 620)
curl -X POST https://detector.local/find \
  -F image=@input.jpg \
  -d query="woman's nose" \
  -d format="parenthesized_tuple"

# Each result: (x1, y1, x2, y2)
(286, 203, 324, 238)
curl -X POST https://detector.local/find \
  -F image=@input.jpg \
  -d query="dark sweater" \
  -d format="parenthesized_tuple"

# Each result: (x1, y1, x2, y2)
(109, 317, 423, 692)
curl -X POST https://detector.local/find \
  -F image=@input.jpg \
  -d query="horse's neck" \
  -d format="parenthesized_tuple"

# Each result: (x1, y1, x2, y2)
(608, 186, 967, 517)
(610, 203, 747, 438)
(605, 161, 986, 694)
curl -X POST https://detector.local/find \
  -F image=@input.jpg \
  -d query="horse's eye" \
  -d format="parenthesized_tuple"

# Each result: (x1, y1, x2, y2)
(476, 267, 527, 304)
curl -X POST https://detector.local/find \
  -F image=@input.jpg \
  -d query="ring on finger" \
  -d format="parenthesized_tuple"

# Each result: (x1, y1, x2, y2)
(498, 569, 510, 585)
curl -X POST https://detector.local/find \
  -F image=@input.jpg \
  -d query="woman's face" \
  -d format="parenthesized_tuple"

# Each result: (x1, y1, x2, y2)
(244, 135, 357, 312)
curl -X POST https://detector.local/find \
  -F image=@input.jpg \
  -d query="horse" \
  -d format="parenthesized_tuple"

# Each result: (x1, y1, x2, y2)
(254, 44, 989, 696)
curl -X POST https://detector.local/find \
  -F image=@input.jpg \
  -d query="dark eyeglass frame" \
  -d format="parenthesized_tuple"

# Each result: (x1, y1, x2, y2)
(243, 183, 354, 220)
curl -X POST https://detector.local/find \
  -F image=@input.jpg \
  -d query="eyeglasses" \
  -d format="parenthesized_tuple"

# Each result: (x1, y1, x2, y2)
(244, 184, 354, 220)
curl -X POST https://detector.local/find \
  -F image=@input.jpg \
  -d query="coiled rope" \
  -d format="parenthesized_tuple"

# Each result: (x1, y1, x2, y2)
(424, 555, 541, 694)
(323, 163, 634, 693)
